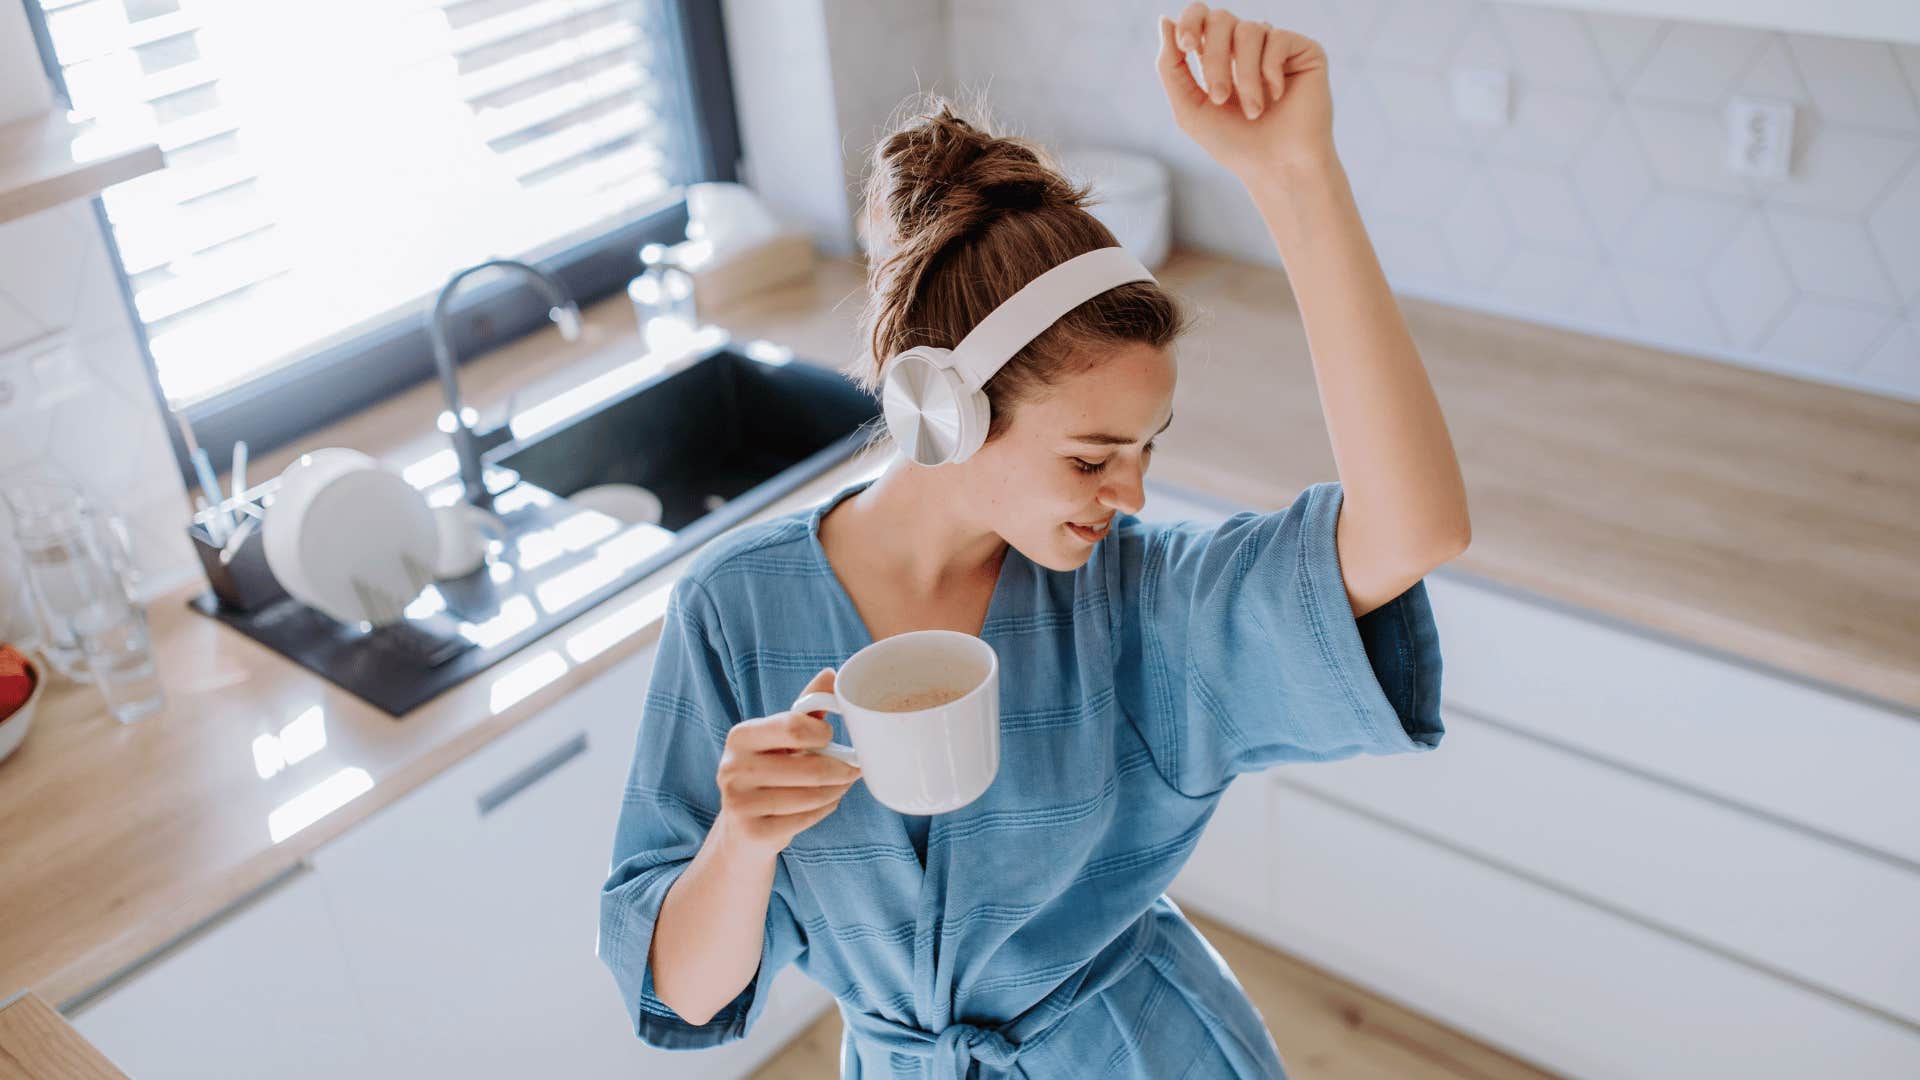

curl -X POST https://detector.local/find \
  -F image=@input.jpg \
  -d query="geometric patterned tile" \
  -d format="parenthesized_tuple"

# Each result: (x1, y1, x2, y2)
(1628, 20, 1766, 106)
(1767, 208, 1899, 306)
(1368, 146, 1475, 218)
(1487, 88, 1607, 169)
(1441, 175, 1516, 287)
(1759, 129, 1917, 218)
(1369, 216, 1461, 292)
(1367, 64, 1476, 152)
(1627, 101, 1751, 197)
(1787, 35, 1920, 132)
(1492, 4, 1609, 94)
(1703, 213, 1797, 349)
(0, 293, 42, 352)
(1615, 263, 1727, 347)
(1857, 319, 1920, 400)
(1582, 12, 1668, 90)
(1487, 164, 1599, 255)
(1736, 35, 1809, 104)
(1450, 10, 1513, 72)
(1370, 0, 1478, 69)
(1328, 60, 1393, 170)
(0, 204, 86, 332)
(1488, 249, 1598, 320)
(1571, 109, 1657, 243)
(1571, 267, 1634, 325)
(1897, 45, 1920, 105)
(1616, 190, 1745, 271)
(1866, 158, 1920, 305)
(1758, 296, 1895, 377)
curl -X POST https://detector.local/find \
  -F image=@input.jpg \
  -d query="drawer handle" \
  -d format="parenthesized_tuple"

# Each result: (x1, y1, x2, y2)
(476, 731, 589, 817)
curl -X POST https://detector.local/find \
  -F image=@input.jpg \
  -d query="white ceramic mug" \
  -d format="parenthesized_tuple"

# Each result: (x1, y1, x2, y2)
(791, 630, 999, 815)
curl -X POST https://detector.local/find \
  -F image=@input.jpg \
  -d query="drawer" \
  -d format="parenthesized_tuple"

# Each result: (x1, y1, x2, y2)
(1289, 709, 1920, 1027)
(1426, 572, 1920, 865)
(1260, 782, 1920, 1079)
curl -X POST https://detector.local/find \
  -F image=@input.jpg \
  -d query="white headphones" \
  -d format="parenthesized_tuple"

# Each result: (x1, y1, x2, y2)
(879, 246, 1158, 467)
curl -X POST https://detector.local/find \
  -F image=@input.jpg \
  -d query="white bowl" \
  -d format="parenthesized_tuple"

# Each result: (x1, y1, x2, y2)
(0, 650, 45, 766)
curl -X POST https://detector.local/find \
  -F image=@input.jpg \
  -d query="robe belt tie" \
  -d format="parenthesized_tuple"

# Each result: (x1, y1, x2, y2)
(837, 914, 1157, 1080)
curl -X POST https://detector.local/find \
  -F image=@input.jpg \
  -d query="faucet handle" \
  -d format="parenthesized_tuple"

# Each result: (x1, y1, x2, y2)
(551, 304, 582, 343)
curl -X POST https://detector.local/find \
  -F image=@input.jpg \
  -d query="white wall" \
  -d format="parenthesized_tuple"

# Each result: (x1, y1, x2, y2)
(919, 0, 1920, 401)
(0, 2, 195, 627)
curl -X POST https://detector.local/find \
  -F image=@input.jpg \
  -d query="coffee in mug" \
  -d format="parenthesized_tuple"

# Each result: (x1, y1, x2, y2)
(791, 630, 999, 814)
(873, 686, 971, 712)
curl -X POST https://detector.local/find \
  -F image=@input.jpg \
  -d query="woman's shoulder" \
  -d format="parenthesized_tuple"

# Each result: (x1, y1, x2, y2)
(680, 512, 817, 593)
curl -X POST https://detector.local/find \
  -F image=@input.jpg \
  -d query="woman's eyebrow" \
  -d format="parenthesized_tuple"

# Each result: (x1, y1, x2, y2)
(1068, 412, 1174, 446)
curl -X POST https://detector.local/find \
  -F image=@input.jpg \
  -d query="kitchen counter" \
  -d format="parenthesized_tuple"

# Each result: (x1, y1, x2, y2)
(2, 245, 1916, 1018)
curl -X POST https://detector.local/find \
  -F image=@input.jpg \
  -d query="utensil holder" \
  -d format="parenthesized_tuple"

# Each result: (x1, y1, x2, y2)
(189, 489, 286, 614)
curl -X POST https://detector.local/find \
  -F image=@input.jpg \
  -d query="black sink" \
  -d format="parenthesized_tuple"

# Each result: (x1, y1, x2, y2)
(493, 343, 882, 532)
(189, 340, 882, 716)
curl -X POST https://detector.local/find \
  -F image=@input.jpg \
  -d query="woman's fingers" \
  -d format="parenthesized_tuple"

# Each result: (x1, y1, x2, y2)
(1232, 19, 1269, 118)
(1199, 6, 1236, 105)
(1174, 1, 1208, 54)
(743, 747, 861, 787)
(1260, 23, 1289, 106)
(738, 780, 857, 818)
(1156, 16, 1205, 112)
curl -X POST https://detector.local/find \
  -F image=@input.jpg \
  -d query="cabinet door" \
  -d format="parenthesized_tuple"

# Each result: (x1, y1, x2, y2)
(68, 866, 375, 1080)
(315, 643, 828, 1079)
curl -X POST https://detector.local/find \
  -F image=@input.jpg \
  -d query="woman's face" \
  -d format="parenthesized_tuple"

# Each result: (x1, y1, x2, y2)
(959, 341, 1178, 572)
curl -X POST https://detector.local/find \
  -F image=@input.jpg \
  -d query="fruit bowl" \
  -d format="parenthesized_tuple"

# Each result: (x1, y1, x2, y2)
(0, 645, 42, 766)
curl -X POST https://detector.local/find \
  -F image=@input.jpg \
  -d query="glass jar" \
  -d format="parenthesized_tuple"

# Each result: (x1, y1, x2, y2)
(628, 242, 696, 354)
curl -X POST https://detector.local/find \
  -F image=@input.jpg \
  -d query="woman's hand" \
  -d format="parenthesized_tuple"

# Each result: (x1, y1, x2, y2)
(714, 668, 862, 856)
(1156, 4, 1334, 182)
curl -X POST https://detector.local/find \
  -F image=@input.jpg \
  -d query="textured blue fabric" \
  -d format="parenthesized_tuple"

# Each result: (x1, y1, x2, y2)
(598, 477, 1444, 1078)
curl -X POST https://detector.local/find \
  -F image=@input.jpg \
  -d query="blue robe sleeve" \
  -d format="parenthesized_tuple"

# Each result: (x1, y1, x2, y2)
(597, 576, 808, 1049)
(1110, 480, 1444, 797)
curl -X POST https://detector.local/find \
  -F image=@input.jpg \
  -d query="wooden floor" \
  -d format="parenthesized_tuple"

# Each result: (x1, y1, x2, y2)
(749, 911, 1559, 1079)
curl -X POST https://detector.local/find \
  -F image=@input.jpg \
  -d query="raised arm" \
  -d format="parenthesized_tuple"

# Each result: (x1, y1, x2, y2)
(1156, 5, 1471, 618)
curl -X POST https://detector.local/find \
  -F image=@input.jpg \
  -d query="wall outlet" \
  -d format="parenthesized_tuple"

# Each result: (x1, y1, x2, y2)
(1450, 67, 1510, 128)
(1726, 96, 1794, 179)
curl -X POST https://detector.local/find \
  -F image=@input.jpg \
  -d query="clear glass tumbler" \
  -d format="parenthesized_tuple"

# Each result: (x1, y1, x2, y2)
(75, 597, 164, 724)
(1, 480, 163, 721)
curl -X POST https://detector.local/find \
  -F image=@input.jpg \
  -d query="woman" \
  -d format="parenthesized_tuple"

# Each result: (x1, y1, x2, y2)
(599, 6, 1471, 1077)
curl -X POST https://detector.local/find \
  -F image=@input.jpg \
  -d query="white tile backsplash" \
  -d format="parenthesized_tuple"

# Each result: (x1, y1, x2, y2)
(896, 0, 1920, 401)
(1788, 35, 1920, 132)
(0, 4, 199, 601)
(0, 201, 195, 602)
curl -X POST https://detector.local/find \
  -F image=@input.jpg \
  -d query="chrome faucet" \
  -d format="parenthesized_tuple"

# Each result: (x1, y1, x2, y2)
(428, 258, 582, 506)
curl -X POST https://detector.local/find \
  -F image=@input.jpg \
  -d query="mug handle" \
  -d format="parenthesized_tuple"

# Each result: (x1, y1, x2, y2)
(791, 690, 860, 767)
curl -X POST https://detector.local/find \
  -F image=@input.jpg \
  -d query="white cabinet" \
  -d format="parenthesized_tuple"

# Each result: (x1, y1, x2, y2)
(68, 865, 377, 1080)
(1144, 479, 1920, 1078)
(312, 642, 829, 1079)
(69, 637, 830, 1080)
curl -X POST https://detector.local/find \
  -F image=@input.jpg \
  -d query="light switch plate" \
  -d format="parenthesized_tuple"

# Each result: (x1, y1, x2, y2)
(1726, 96, 1794, 179)
(1450, 66, 1510, 127)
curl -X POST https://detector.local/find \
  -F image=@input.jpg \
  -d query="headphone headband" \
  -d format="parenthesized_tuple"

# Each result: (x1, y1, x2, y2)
(946, 247, 1158, 392)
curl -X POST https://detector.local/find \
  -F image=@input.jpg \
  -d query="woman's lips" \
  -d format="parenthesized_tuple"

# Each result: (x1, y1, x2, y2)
(1066, 518, 1112, 543)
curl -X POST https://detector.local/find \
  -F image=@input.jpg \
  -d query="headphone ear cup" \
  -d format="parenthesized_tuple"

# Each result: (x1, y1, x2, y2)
(947, 385, 993, 465)
(880, 347, 971, 466)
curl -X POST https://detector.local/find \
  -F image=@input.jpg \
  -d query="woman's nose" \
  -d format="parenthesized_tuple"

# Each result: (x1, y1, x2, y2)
(1102, 459, 1147, 516)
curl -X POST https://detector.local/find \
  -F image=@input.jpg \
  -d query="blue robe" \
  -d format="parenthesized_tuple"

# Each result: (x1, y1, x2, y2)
(599, 476, 1444, 1078)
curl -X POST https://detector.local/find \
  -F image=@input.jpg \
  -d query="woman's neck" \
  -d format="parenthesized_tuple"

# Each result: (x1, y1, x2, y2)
(831, 455, 1009, 597)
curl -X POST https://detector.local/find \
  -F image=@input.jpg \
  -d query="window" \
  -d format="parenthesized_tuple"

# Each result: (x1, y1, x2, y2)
(25, 0, 738, 472)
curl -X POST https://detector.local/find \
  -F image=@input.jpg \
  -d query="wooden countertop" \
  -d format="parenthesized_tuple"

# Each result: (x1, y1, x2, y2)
(0, 992, 126, 1079)
(2, 246, 1915, 1020)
